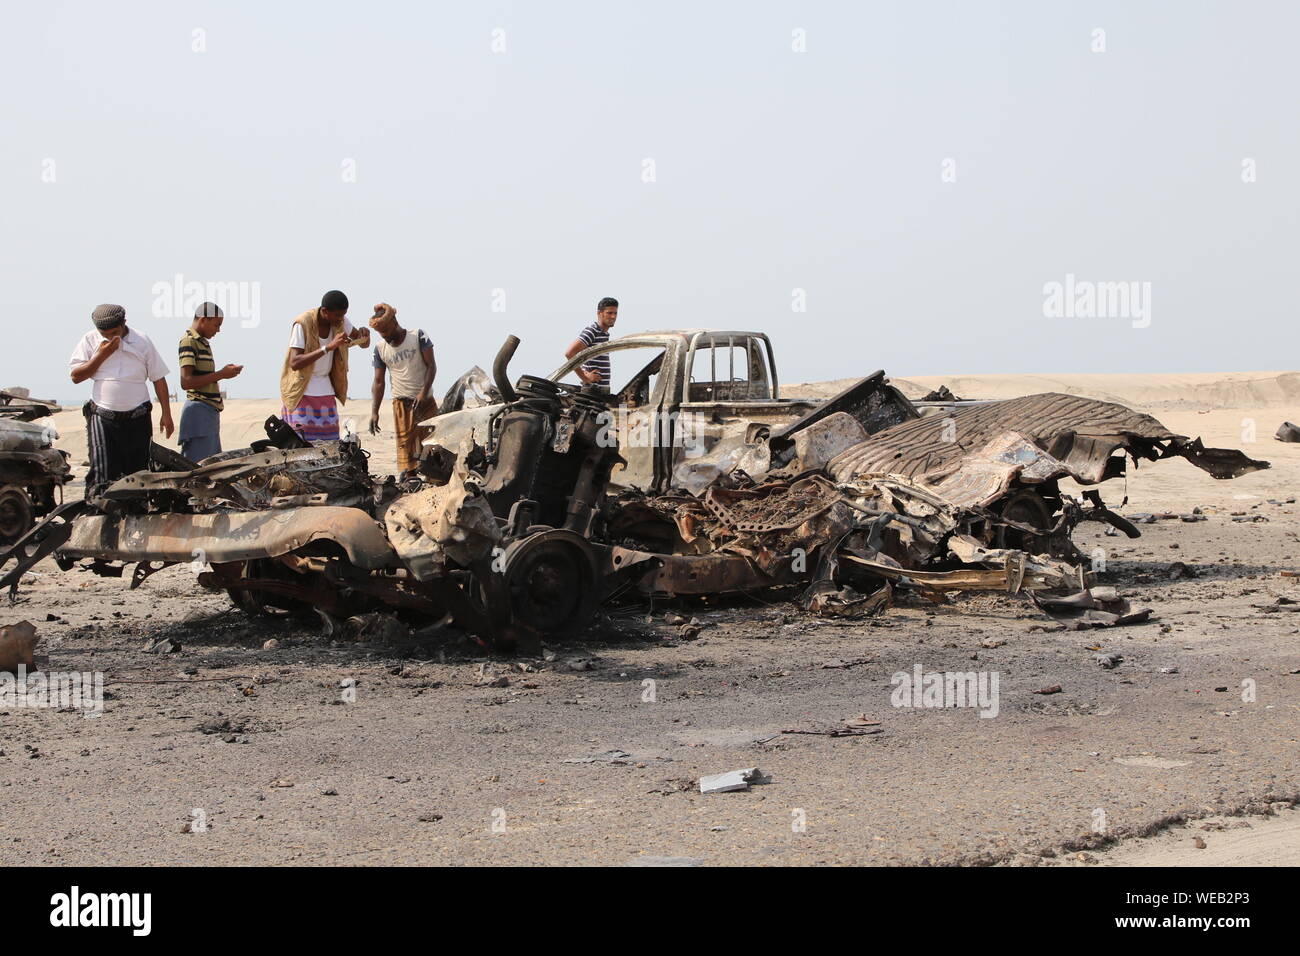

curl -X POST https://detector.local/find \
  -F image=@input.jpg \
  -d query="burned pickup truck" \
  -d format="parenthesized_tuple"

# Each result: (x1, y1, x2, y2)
(0, 334, 1269, 650)
(430, 329, 968, 495)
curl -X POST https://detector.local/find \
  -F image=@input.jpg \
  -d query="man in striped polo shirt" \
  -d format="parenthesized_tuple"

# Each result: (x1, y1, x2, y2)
(564, 296, 618, 389)
(177, 302, 243, 462)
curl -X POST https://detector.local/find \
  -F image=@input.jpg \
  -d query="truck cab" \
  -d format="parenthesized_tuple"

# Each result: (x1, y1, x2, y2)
(427, 330, 822, 494)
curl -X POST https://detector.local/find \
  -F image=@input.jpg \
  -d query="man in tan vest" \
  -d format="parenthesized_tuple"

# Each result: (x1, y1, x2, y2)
(280, 290, 371, 441)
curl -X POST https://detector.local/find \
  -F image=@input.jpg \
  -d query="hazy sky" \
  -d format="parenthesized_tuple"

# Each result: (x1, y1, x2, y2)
(2, 1, 1296, 404)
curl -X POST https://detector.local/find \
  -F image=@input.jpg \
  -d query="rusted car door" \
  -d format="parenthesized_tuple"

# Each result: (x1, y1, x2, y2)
(551, 341, 679, 492)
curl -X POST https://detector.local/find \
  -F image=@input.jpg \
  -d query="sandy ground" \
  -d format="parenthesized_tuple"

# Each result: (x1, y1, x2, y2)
(1062, 807, 1300, 866)
(3, 373, 1298, 866)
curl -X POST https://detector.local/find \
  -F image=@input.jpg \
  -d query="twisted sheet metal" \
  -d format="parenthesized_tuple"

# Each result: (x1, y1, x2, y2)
(828, 392, 1263, 487)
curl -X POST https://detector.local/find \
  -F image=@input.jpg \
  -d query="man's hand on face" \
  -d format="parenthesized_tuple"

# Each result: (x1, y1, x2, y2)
(326, 331, 349, 352)
(220, 364, 243, 380)
(368, 413, 381, 436)
(96, 336, 122, 357)
(159, 410, 175, 439)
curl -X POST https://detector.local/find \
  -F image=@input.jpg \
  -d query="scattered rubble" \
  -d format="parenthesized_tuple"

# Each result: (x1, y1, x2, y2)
(782, 715, 882, 737)
(1033, 588, 1153, 629)
(699, 767, 771, 794)
(0, 619, 38, 671)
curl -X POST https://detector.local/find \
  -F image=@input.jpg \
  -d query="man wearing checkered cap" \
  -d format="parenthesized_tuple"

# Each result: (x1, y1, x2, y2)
(68, 304, 173, 496)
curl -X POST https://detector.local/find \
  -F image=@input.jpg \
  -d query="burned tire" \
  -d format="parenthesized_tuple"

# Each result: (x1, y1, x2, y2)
(0, 485, 35, 546)
(500, 530, 599, 637)
(220, 559, 316, 619)
(993, 490, 1053, 552)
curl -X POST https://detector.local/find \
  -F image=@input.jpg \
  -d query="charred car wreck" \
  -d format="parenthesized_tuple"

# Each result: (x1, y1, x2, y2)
(0, 389, 72, 546)
(0, 333, 1270, 651)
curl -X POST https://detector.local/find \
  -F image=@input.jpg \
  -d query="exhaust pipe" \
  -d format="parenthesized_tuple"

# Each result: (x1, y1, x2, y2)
(493, 335, 520, 403)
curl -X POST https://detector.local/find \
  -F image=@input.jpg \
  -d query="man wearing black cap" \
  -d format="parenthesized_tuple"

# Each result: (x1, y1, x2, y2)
(280, 290, 370, 441)
(68, 303, 173, 496)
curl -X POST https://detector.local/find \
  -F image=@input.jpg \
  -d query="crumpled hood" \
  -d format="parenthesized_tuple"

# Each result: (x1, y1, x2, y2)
(828, 392, 1269, 505)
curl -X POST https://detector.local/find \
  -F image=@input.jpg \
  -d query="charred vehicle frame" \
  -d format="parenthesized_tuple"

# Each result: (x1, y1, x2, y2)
(0, 333, 1269, 651)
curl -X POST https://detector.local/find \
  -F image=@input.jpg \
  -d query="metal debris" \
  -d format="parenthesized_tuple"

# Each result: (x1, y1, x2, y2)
(1033, 588, 1154, 628)
(698, 767, 771, 794)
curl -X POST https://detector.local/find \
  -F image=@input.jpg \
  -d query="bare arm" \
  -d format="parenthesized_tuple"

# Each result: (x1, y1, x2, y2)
(289, 346, 323, 371)
(70, 339, 118, 384)
(565, 339, 600, 384)
(370, 366, 386, 432)
(153, 378, 174, 438)
(180, 364, 241, 390)
(419, 345, 436, 400)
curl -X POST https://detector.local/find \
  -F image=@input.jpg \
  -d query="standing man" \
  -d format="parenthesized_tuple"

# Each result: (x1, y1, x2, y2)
(68, 303, 173, 497)
(368, 303, 436, 479)
(564, 296, 618, 389)
(281, 290, 370, 442)
(177, 302, 242, 462)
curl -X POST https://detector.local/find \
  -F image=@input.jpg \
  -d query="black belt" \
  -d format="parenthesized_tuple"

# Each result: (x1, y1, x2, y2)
(83, 400, 152, 421)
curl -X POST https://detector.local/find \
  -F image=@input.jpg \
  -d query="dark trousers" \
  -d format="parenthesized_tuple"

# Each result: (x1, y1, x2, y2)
(84, 401, 152, 497)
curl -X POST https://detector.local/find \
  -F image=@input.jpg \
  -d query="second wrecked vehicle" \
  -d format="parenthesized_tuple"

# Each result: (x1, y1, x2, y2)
(0, 333, 1269, 651)
(0, 389, 72, 546)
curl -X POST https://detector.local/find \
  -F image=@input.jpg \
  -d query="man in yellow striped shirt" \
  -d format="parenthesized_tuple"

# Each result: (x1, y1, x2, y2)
(177, 302, 242, 462)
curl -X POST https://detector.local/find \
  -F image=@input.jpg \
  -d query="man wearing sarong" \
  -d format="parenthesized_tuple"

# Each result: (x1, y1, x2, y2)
(280, 290, 370, 441)
(367, 303, 436, 478)
(68, 303, 173, 497)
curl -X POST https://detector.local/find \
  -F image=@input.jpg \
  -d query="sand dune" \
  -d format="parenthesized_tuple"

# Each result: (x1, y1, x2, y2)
(788, 371, 1300, 410)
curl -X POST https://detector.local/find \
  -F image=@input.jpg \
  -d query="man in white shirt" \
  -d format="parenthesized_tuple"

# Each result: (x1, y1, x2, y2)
(68, 303, 173, 496)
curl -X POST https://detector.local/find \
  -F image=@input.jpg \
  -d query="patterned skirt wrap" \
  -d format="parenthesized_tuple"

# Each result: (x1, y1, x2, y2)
(281, 395, 340, 442)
